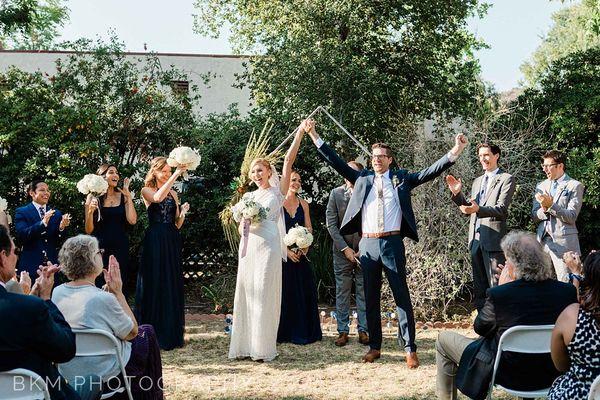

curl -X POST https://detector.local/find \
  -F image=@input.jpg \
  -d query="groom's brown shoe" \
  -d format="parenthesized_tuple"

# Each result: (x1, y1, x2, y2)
(406, 351, 420, 369)
(362, 349, 381, 363)
(358, 331, 370, 345)
(334, 332, 349, 347)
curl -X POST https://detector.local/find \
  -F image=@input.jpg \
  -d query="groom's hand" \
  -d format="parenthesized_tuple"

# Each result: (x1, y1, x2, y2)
(450, 133, 468, 157)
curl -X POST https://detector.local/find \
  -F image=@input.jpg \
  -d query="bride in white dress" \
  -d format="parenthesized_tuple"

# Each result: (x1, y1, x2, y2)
(228, 120, 309, 361)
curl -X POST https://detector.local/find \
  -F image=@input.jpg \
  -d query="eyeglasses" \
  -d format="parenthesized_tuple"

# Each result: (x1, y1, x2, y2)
(97, 249, 105, 256)
(541, 163, 558, 169)
(372, 154, 390, 160)
(13, 247, 21, 256)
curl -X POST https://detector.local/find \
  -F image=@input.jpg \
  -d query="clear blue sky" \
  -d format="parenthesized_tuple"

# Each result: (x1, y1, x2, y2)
(58, 0, 572, 92)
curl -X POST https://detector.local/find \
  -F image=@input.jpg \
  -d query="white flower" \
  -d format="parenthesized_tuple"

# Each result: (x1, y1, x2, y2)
(77, 174, 109, 196)
(296, 232, 313, 249)
(242, 205, 259, 219)
(0, 197, 7, 212)
(167, 146, 201, 171)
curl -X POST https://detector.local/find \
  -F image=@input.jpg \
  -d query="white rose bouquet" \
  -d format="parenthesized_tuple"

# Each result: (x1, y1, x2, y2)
(231, 194, 269, 258)
(167, 146, 201, 180)
(284, 224, 313, 256)
(77, 174, 109, 221)
(231, 194, 269, 225)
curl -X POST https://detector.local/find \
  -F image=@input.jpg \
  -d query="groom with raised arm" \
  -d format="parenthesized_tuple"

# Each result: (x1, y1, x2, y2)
(306, 120, 468, 367)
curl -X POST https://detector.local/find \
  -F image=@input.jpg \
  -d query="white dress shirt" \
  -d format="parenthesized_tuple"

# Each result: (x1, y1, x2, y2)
(315, 138, 457, 234)
(32, 201, 47, 226)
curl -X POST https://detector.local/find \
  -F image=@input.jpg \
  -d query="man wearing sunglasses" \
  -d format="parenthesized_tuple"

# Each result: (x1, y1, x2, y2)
(532, 150, 584, 282)
(305, 119, 468, 367)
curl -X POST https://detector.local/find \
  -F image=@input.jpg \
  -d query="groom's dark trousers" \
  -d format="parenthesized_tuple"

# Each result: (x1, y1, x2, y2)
(314, 140, 455, 352)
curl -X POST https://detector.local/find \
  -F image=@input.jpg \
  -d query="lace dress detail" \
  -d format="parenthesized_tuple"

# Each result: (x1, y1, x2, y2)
(548, 308, 600, 399)
(228, 187, 284, 361)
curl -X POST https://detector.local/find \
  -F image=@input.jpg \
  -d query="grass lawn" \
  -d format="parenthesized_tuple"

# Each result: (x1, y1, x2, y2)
(160, 320, 514, 399)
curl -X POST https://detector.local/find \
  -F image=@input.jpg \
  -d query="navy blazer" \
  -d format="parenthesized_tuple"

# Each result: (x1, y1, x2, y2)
(463, 279, 577, 393)
(0, 286, 77, 400)
(317, 142, 454, 241)
(15, 203, 64, 275)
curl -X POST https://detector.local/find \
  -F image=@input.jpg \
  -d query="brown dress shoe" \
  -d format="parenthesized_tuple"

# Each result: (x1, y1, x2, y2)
(406, 351, 420, 369)
(334, 332, 349, 347)
(362, 349, 381, 363)
(358, 331, 370, 345)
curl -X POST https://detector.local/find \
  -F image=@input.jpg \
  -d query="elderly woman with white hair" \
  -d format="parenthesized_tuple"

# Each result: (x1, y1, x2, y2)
(52, 234, 163, 400)
(434, 231, 577, 400)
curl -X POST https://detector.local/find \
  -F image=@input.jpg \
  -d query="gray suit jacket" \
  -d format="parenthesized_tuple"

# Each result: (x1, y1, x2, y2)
(452, 170, 516, 252)
(532, 174, 583, 251)
(326, 186, 360, 261)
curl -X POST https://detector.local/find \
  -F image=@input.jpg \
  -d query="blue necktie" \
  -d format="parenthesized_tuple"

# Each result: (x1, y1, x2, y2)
(38, 206, 45, 219)
(550, 180, 558, 197)
(478, 175, 489, 203)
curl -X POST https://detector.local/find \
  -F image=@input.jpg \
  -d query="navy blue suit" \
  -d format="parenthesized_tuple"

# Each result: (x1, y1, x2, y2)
(15, 203, 64, 276)
(317, 142, 455, 351)
(0, 285, 79, 400)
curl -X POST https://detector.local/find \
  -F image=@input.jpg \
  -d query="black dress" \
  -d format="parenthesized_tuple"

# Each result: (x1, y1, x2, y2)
(93, 194, 130, 291)
(277, 203, 322, 345)
(135, 195, 184, 350)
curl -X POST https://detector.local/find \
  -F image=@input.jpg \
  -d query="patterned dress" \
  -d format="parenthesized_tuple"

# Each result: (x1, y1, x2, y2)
(548, 308, 600, 399)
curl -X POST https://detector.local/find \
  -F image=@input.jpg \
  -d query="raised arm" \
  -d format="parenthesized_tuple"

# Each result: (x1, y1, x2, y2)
(306, 122, 361, 184)
(280, 121, 306, 195)
(142, 166, 186, 206)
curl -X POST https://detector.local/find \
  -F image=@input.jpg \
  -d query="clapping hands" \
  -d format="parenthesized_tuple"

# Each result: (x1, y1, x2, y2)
(446, 175, 463, 196)
(102, 255, 123, 295)
(30, 262, 61, 300)
(535, 192, 553, 210)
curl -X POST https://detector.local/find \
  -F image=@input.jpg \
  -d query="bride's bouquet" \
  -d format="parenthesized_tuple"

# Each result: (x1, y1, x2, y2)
(77, 174, 109, 221)
(231, 195, 269, 224)
(167, 146, 201, 180)
(231, 194, 270, 258)
(284, 224, 314, 255)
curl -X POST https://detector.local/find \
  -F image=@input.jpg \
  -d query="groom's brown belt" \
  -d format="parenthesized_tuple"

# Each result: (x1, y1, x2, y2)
(362, 231, 401, 238)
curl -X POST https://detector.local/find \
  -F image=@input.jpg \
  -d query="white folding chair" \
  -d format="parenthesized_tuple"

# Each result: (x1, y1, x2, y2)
(58, 328, 134, 400)
(488, 324, 555, 399)
(589, 374, 600, 400)
(0, 368, 51, 400)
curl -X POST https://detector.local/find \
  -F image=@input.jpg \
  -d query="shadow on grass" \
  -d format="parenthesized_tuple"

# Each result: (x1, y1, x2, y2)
(164, 332, 439, 376)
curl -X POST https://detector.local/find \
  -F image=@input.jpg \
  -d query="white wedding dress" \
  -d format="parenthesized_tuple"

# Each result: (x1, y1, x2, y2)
(228, 186, 285, 361)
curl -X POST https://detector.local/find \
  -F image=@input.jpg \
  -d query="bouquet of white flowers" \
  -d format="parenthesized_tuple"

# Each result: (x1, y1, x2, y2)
(231, 194, 269, 224)
(167, 146, 201, 180)
(231, 194, 269, 258)
(0, 196, 11, 225)
(77, 174, 109, 221)
(284, 224, 314, 254)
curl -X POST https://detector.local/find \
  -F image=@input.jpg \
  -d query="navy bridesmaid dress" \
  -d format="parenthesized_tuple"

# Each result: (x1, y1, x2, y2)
(93, 194, 130, 292)
(277, 203, 322, 344)
(136, 195, 185, 350)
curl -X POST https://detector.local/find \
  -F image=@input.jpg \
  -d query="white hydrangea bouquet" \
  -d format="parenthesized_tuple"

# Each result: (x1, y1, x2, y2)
(0, 196, 11, 224)
(284, 224, 314, 256)
(167, 146, 201, 180)
(231, 194, 269, 258)
(77, 174, 109, 221)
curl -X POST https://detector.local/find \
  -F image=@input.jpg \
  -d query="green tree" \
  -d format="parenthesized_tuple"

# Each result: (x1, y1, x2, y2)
(521, 0, 600, 87)
(513, 46, 600, 252)
(0, 0, 69, 50)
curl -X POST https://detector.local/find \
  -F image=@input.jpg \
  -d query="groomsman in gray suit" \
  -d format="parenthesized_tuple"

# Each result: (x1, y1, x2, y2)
(326, 160, 369, 347)
(532, 150, 584, 282)
(305, 119, 468, 367)
(446, 143, 516, 310)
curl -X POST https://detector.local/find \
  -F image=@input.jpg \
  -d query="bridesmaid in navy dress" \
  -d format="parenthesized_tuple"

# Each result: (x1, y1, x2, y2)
(85, 164, 137, 292)
(277, 170, 322, 344)
(137, 157, 190, 350)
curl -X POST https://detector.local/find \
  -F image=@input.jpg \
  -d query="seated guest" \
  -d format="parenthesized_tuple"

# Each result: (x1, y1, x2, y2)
(52, 235, 163, 400)
(435, 231, 577, 400)
(0, 225, 100, 400)
(548, 251, 600, 400)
